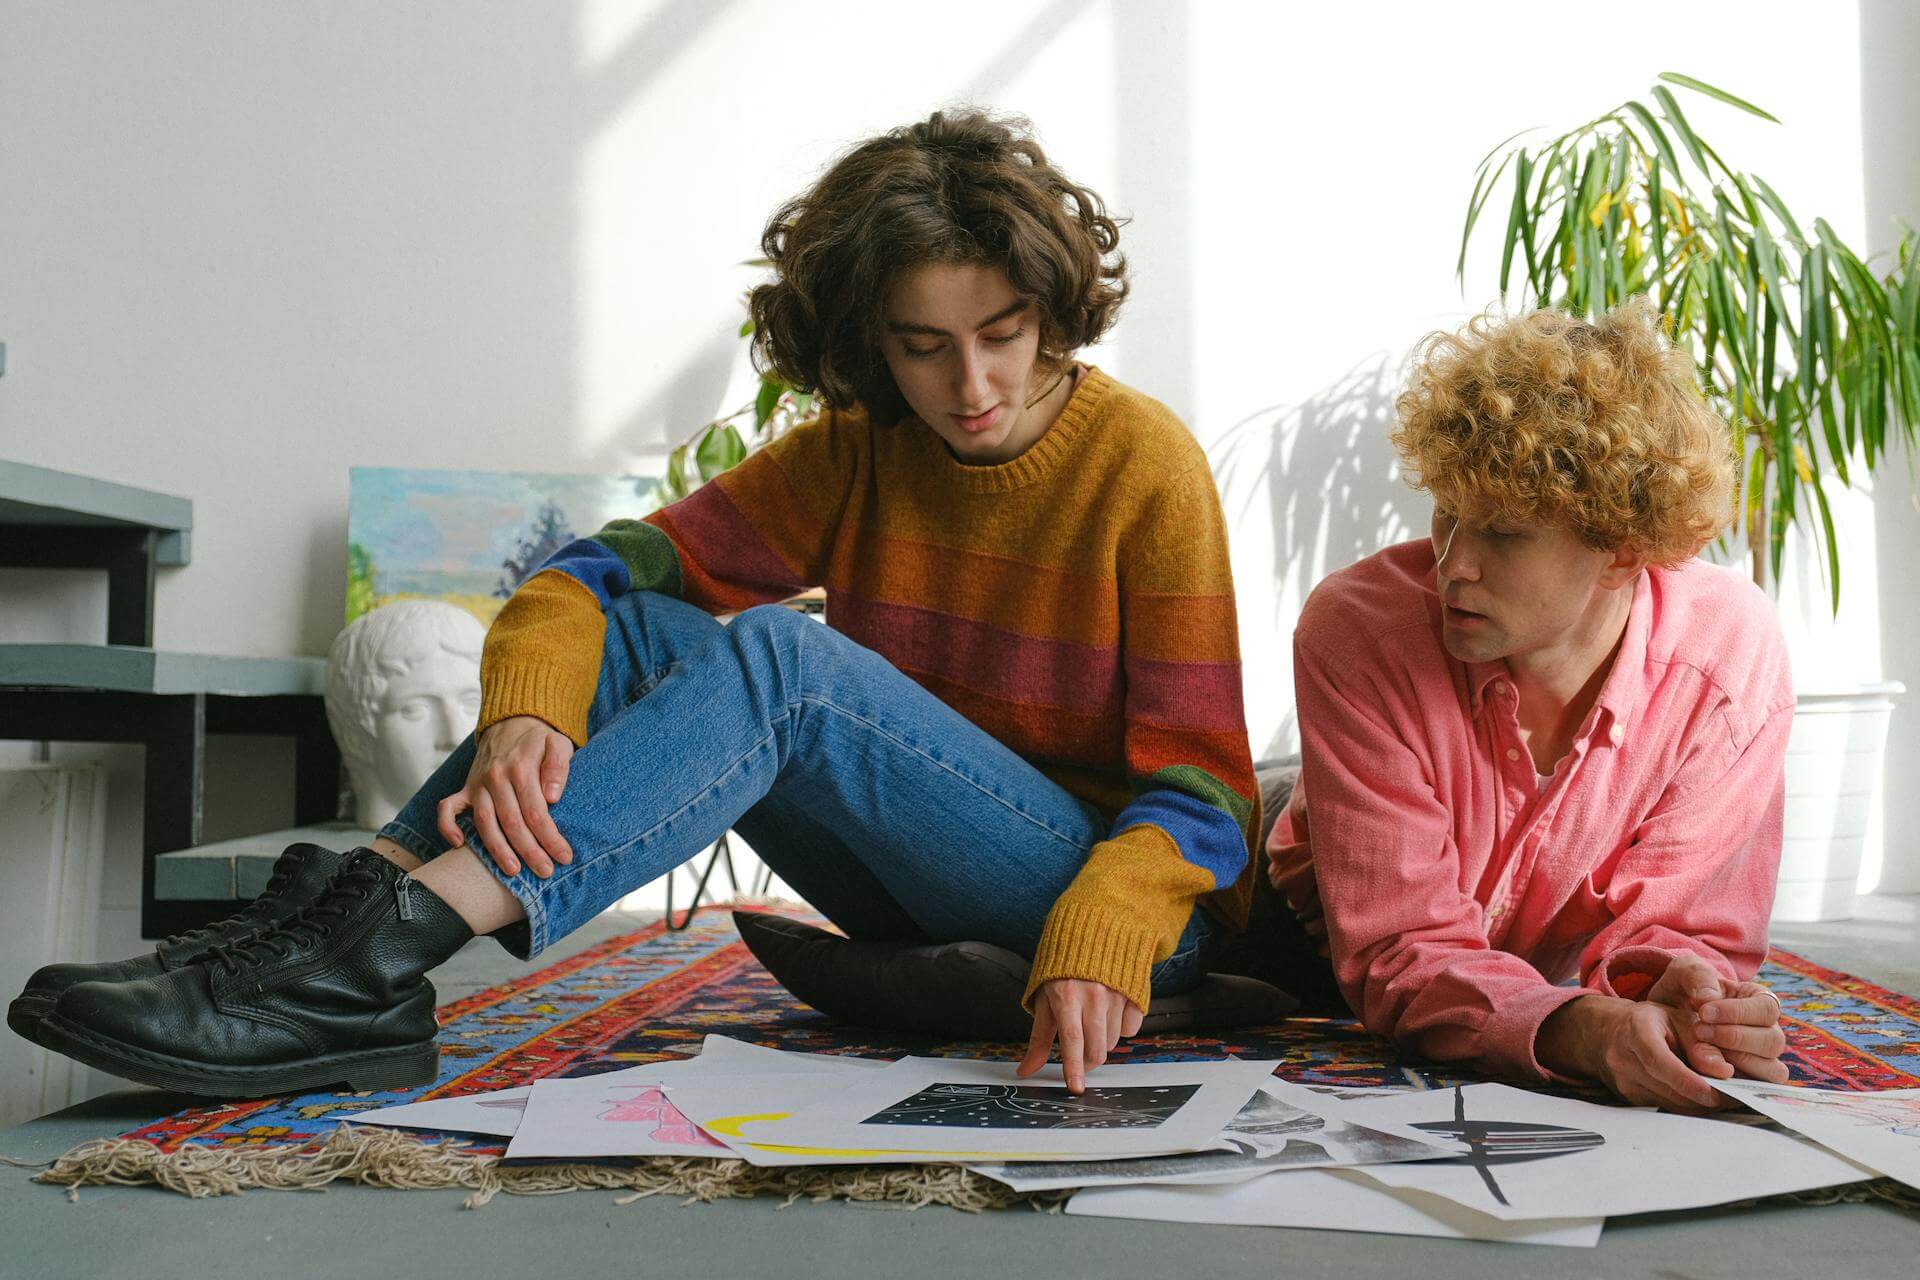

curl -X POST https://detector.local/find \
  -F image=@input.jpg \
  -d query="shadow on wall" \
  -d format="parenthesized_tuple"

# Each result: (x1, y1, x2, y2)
(1213, 355, 1427, 756)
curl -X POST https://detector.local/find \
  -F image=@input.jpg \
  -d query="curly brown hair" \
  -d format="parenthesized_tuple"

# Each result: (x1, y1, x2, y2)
(748, 109, 1128, 426)
(1391, 298, 1735, 566)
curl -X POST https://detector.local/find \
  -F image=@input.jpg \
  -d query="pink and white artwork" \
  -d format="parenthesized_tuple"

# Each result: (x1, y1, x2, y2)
(597, 1085, 723, 1149)
(1713, 1080, 1920, 1193)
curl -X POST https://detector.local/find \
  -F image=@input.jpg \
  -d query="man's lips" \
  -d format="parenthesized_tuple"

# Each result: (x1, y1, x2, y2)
(1444, 603, 1489, 624)
(951, 405, 1003, 435)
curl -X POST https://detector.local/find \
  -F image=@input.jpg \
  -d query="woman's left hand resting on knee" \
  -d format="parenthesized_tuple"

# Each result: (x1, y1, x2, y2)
(1016, 978, 1143, 1094)
(437, 714, 576, 879)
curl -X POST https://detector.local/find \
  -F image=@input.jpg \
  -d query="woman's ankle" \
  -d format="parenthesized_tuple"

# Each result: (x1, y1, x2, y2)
(370, 836, 425, 872)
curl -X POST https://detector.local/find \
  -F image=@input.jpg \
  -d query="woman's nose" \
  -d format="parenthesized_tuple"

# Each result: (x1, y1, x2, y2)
(955, 349, 991, 406)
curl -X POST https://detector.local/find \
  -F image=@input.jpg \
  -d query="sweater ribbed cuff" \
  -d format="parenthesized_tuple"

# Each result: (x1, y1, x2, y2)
(477, 660, 598, 746)
(1023, 901, 1164, 1017)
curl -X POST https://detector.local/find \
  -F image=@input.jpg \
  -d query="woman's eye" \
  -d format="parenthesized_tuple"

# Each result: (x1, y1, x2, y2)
(986, 327, 1026, 346)
(903, 344, 942, 359)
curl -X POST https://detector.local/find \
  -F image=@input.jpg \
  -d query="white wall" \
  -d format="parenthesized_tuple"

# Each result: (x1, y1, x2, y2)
(2, 3, 1909, 881)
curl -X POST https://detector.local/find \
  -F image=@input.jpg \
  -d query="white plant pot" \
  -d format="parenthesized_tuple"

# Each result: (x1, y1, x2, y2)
(1772, 682, 1905, 923)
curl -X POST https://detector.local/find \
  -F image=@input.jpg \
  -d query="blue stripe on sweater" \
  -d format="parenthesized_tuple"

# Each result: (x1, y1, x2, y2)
(535, 538, 632, 610)
(1112, 789, 1247, 890)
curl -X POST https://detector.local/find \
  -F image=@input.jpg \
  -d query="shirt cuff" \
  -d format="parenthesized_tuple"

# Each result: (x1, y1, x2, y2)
(1589, 944, 1736, 1002)
(1481, 980, 1594, 1083)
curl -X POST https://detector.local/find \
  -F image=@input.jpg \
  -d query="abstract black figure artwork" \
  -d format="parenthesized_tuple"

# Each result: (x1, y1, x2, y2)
(862, 1083, 1201, 1130)
(1411, 1085, 1606, 1205)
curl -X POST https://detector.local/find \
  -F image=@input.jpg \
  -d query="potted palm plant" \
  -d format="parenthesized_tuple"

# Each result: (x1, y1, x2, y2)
(1457, 73, 1919, 921)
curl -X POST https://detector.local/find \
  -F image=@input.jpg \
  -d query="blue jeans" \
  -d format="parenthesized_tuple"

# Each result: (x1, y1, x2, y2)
(379, 591, 1221, 998)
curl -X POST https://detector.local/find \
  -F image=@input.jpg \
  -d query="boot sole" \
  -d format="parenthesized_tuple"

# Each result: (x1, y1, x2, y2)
(6, 993, 55, 1047)
(33, 1012, 439, 1098)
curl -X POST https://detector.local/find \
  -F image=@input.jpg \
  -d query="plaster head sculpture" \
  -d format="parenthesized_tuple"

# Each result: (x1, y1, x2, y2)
(326, 600, 487, 829)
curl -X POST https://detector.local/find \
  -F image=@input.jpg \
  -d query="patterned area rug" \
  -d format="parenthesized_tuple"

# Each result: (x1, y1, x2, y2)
(30, 907, 1920, 1206)
(100, 908, 1920, 1153)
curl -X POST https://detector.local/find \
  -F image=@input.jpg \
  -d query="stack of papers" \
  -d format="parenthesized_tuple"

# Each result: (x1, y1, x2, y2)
(354, 1040, 1889, 1248)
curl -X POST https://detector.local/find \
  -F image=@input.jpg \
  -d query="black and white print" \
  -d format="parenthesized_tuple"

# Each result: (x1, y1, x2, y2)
(862, 1083, 1200, 1130)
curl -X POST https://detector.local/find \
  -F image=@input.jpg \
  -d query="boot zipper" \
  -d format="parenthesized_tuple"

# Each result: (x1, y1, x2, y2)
(396, 875, 415, 921)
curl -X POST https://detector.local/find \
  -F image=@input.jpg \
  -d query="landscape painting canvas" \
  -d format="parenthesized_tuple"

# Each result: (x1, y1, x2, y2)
(345, 465, 663, 626)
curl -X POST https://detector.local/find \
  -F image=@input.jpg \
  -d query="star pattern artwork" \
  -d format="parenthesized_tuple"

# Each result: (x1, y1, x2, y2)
(861, 1083, 1200, 1130)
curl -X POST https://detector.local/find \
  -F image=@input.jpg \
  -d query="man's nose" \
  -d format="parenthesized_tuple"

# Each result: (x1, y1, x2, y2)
(1436, 526, 1479, 581)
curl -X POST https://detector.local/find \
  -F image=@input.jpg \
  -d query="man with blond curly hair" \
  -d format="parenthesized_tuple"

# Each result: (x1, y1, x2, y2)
(1264, 298, 1794, 1112)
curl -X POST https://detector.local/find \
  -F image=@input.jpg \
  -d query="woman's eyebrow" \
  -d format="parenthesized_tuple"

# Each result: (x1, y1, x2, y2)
(886, 299, 1028, 337)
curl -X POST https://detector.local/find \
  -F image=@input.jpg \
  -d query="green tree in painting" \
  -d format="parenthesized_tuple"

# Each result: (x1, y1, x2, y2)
(345, 541, 376, 622)
(496, 499, 576, 598)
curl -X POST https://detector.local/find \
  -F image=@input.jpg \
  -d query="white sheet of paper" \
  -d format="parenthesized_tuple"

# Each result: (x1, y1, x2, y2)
(358, 1036, 884, 1141)
(662, 1073, 894, 1166)
(1343, 1082, 1872, 1220)
(970, 1078, 1463, 1192)
(1711, 1079, 1920, 1192)
(742, 1056, 1277, 1159)
(354, 1086, 533, 1137)
(694, 1034, 890, 1073)
(1067, 1168, 1603, 1247)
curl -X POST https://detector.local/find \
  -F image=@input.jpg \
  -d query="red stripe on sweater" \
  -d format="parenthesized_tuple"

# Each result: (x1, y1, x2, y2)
(1124, 653, 1250, 732)
(657, 483, 807, 601)
(829, 592, 1122, 718)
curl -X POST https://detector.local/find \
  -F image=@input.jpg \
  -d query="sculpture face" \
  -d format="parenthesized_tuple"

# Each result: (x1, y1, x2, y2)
(325, 600, 487, 830)
(368, 647, 482, 807)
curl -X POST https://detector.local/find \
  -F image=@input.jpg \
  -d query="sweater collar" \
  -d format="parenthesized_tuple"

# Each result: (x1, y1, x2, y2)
(908, 365, 1110, 493)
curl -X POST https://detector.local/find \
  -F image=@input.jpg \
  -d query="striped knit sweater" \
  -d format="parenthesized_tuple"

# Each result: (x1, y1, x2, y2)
(477, 367, 1260, 1013)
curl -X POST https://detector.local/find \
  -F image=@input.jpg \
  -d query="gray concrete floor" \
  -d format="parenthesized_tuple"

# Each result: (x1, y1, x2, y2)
(6, 900, 1919, 1279)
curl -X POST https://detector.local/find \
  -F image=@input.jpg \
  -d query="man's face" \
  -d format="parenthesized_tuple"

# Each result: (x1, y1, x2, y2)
(1429, 506, 1624, 665)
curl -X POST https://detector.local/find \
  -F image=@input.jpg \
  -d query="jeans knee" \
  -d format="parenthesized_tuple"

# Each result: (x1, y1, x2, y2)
(728, 602, 815, 650)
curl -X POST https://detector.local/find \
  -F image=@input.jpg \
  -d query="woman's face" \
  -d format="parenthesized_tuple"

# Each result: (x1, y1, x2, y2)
(880, 261, 1055, 464)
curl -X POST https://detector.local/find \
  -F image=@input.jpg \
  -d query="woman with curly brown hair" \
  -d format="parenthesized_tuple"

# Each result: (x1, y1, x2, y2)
(1263, 298, 1795, 1112)
(23, 110, 1262, 1100)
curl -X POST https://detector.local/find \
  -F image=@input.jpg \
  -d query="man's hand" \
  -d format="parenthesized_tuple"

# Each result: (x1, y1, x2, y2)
(437, 715, 575, 879)
(1537, 993, 1724, 1112)
(1016, 978, 1143, 1093)
(1648, 952, 1790, 1085)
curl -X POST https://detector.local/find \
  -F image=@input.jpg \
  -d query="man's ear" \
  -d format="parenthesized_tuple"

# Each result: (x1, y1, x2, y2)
(1597, 543, 1650, 590)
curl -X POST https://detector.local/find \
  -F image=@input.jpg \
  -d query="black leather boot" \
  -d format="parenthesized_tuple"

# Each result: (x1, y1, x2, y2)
(7, 842, 352, 1045)
(35, 849, 473, 1097)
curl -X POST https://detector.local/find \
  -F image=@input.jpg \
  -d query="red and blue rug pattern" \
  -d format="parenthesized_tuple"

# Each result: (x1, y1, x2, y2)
(115, 908, 1920, 1155)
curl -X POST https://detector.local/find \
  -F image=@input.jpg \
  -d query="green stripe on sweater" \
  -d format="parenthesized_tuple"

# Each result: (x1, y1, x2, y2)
(594, 518, 684, 599)
(1143, 764, 1253, 831)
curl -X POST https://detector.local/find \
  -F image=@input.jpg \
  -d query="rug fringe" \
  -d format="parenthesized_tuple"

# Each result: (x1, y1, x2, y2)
(31, 1123, 1920, 1216)
(32, 1123, 1065, 1212)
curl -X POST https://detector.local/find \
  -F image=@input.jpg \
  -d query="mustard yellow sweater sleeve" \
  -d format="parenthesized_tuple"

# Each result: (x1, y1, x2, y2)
(1023, 463, 1261, 1014)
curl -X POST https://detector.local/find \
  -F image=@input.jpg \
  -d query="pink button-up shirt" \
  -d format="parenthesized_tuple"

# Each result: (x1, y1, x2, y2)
(1268, 540, 1793, 1080)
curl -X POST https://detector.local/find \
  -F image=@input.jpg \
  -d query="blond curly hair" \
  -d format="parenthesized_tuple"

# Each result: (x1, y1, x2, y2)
(1391, 298, 1734, 566)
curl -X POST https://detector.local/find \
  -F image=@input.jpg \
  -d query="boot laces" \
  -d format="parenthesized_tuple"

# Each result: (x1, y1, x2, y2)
(207, 859, 388, 978)
(162, 850, 313, 954)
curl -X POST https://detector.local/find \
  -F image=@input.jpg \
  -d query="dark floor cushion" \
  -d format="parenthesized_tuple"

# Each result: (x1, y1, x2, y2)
(734, 910, 1297, 1042)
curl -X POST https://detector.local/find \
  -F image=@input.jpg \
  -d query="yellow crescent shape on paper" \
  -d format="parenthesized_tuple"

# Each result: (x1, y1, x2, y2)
(701, 1113, 1081, 1160)
(699, 1112, 794, 1138)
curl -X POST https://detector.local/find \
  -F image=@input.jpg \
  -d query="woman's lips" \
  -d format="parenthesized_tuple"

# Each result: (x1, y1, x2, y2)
(952, 405, 1003, 435)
